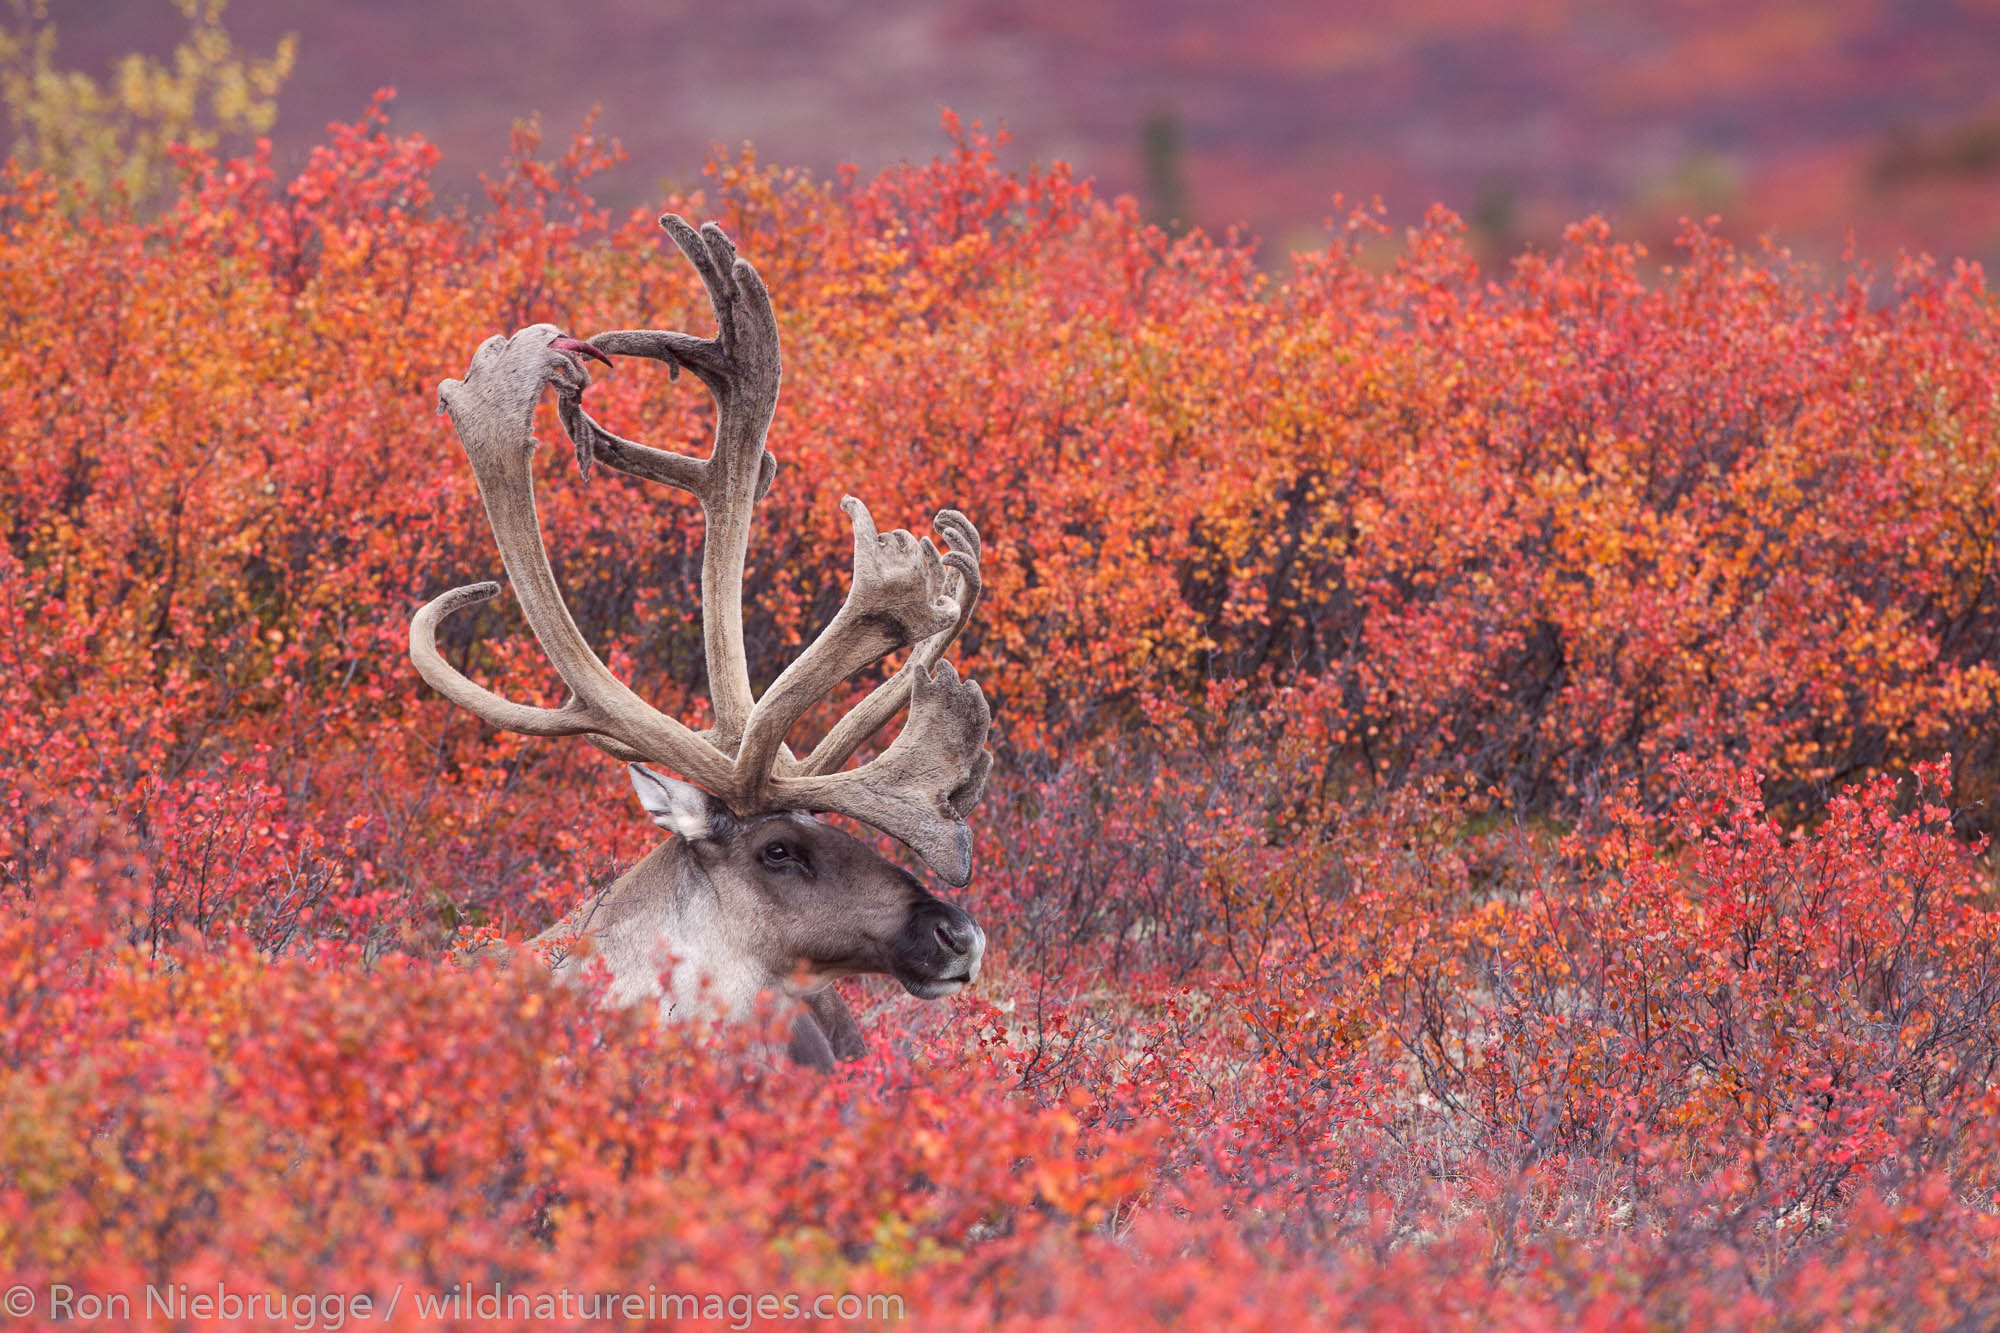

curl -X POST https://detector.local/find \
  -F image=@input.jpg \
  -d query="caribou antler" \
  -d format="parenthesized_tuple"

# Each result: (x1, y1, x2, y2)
(558, 215, 781, 756)
(800, 508, 982, 777)
(410, 215, 993, 884)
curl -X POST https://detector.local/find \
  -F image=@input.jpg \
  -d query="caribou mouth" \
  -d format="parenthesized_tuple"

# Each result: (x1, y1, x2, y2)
(900, 975, 973, 1000)
(550, 335, 613, 368)
(892, 914, 983, 1001)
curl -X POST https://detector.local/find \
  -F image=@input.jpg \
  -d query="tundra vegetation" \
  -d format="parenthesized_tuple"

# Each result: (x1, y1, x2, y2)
(3, 93, 2000, 1328)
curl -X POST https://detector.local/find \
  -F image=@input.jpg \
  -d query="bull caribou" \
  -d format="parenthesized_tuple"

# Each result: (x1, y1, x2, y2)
(411, 216, 992, 1067)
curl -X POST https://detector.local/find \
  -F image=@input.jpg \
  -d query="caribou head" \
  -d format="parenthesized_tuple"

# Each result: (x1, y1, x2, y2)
(410, 216, 992, 1067)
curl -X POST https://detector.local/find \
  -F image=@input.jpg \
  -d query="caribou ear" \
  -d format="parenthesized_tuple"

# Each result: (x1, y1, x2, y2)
(629, 764, 729, 841)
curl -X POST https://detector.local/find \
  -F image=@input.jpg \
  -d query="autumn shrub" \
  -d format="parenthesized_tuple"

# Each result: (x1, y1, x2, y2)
(0, 0, 294, 211)
(4, 94, 2000, 1328)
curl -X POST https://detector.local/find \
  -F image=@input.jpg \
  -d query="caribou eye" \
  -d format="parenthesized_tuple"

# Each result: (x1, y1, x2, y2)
(760, 841, 808, 873)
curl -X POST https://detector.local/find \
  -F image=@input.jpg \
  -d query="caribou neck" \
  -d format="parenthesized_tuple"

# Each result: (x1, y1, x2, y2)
(542, 838, 765, 1021)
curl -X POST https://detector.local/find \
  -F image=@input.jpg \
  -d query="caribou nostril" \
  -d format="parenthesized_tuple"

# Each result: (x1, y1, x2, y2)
(935, 919, 973, 956)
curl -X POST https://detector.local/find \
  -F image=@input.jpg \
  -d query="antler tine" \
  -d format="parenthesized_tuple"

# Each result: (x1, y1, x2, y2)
(570, 214, 781, 758)
(582, 217, 743, 386)
(555, 393, 692, 489)
(414, 590, 676, 763)
(561, 392, 780, 499)
(731, 497, 964, 799)
(414, 325, 735, 794)
(801, 508, 982, 777)
(772, 660, 994, 886)
(411, 583, 605, 738)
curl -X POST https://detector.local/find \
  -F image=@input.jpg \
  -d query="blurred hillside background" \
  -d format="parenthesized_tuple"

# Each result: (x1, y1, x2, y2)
(16, 0, 2000, 269)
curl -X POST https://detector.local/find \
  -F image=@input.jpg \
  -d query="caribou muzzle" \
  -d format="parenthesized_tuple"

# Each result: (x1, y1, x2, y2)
(892, 897, 986, 999)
